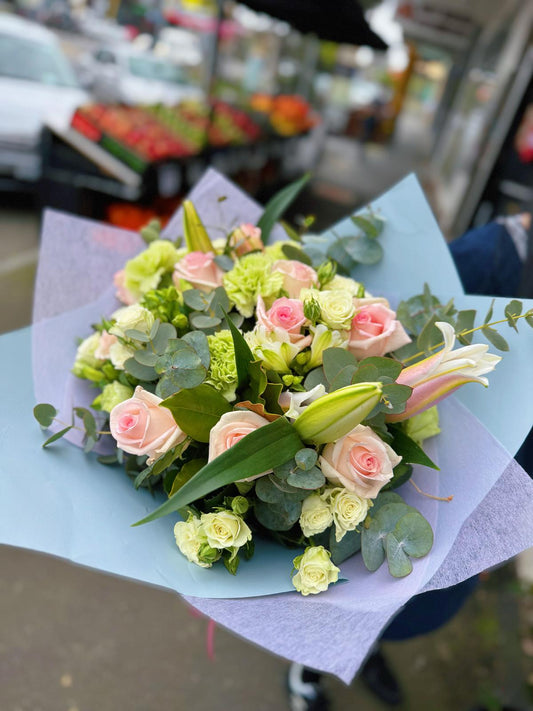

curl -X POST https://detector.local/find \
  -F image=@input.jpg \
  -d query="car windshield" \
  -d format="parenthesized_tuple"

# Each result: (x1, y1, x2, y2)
(0, 33, 79, 88)
(128, 56, 186, 84)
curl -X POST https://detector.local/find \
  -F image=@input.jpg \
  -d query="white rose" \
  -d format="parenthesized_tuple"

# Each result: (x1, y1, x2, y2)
(325, 487, 371, 542)
(174, 517, 218, 568)
(316, 289, 355, 330)
(201, 511, 252, 550)
(110, 304, 155, 338)
(74, 332, 101, 368)
(299, 493, 333, 537)
(321, 275, 364, 297)
(109, 341, 136, 370)
(292, 546, 340, 596)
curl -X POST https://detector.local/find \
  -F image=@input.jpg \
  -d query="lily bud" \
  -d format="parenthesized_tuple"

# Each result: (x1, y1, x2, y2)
(387, 321, 501, 422)
(183, 200, 214, 253)
(293, 382, 383, 445)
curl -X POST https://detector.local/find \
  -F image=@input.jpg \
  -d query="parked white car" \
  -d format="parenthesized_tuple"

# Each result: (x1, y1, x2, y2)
(0, 14, 89, 184)
(80, 44, 204, 106)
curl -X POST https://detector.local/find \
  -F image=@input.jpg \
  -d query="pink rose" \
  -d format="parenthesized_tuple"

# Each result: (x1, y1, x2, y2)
(319, 424, 401, 499)
(272, 260, 318, 299)
(347, 301, 411, 359)
(113, 269, 136, 305)
(94, 330, 118, 360)
(230, 223, 264, 256)
(256, 296, 307, 342)
(110, 386, 186, 462)
(173, 251, 224, 292)
(209, 410, 271, 481)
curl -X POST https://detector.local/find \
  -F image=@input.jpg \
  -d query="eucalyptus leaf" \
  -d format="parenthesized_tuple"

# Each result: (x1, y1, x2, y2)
(329, 528, 362, 565)
(504, 299, 522, 331)
(481, 326, 509, 352)
(329, 365, 358, 391)
(152, 322, 177, 353)
(134, 349, 159, 367)
(322, 348, 358, 385)
(214, 255, 234, 271)
(393, 512, 433, 558)
(304, 367, 329, 392)
(189, 313, 221, 329)
(361, 517, 386, 572)
(294, 448, 318, 471)
(526, 310, 533, 327)
(42, 425, 73, 448)
(358, 357, 403, 382)
(209, 287, 231, 319)
(287, 466, 325, 490)
(255, 476, 284, 504)
(484, 299, 495, 325)
(455, 309, 476, 345)
(380, 383, 412, 415)
(134, 418, 303, 525)
(183, 289, 209, 311)
(350, 213, 384, 239)
(417, 315, 441, 354)
(254, 498, 302, 531)
(340, 234, 383, 265)
(385, 533, 413, 577)
(124, 358, 158, 382)
(182, 331, 210, 368)
(124, 329, 150, 343)
(33, 403, 57, 428)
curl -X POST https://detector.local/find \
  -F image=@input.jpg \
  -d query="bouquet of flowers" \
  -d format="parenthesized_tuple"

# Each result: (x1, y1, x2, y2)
(33, 174, 529, 599)
(2, 169, 532, 682)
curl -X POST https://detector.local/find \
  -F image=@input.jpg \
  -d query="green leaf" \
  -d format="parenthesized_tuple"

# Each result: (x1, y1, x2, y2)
(504, 299, 522, 331)
(358, 357, 403, 382)
(254, 498, 302, 531)
(124, 358, 158, 382)
(351, 213, 385, 239)
(162, 384, 232, 442)
(169, 459, 206, 496)
(134, 418, 303, 525)
(329, 365, 358, 391)
(329, 528, 361, 565)
(125, 328, 150, 343)
(294, 448, 318, 471)
(385, 533, 413, 577)
(383, 462, 413, 491)
(322, 348, 358, 385)
(481, 326, 509, 352)
(189, 313, 221, 329)
(152, 322, 177, 353)
(214, 255, 234, 271)
(42, 425, 73, 448)
(393, 511, 433, 558)
(223, 309, 255, 390)
(303, 367, 329, 392)
(183, 289, 208, 311)
(257, 173, 310, 243)
(455, 309, 476, 345)
(389, 426, 439, 469)
(417, 314, 441, 354)
(525, 309, 533, 327)
(261, 381, 284, 415)
(351, 363, 379, 384)
(223, 552, 240, 575)
(379, 383, 412, 415)
(281, 244, 313, 266)
(255, 476, 284, 504)
(134, 349, 159, 367)
(33, 403, 57, 428)
(371, 491, 404, 514)
(484, 299, 495, 325)
(182, 330, 210, 369)
(361, 517, 386, 572)
(287, 466, 325, 490)
(208, 287, 231, 319)
(338, 234, 383, 265)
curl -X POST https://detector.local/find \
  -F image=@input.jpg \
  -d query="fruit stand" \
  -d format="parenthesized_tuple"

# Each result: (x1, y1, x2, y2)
(40, 97, 321, 227)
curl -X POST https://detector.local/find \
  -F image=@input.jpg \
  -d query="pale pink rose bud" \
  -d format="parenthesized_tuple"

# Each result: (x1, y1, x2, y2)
(113, 269, 136, 305)
(173, 251, 224, 292)
(272, 260, 318, 299)
(208, 410, 272, 481)
(347, 302, 411, 359)
(256, 295, 307, 342)
(230, 223, 264, 256)
(94, 330, 118, 361)
(319, 424, 401, 499)
(110, 386, 186, 463)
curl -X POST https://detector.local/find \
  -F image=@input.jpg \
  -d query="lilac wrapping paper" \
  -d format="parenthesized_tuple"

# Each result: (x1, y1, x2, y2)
(26, 170, 533, 682)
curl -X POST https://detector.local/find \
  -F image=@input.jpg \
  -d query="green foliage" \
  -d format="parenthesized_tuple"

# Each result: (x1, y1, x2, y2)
(389, 426, 439, 469)
(281, 243, 313, 266)
(154, 332, 210, 398)
(257, 173, 310, 242)
(134, 441, 188, 489)
(33, 403, 57, 428)
(294, 448, 318, 471)
(361, 499, 433, 577)
(162, 384, 231, 442)
(329, 528, 361, 565)
(42, 425, 73, 448)
(134, 418, 304, 526)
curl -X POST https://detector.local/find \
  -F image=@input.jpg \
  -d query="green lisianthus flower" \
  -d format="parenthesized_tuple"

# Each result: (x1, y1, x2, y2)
(404, 406, 441, 445)
(223, 253, 284, 317)
(123, 240, 180, 300)
(97, 381, 134, 413)
(72, 333, 103, 382)
(206, 330, 239, 401)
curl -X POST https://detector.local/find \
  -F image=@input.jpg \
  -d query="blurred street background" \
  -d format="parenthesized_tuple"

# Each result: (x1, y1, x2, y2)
(1, 0, 533, 708)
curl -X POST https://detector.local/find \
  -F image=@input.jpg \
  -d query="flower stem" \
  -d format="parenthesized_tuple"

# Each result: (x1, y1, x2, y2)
(401, 313, 528, 365)
(409, 478, 453, 502)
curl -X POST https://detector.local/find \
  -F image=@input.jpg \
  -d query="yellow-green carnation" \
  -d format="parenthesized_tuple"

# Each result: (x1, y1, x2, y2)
(98, 382, 134, 413)
(404, 406, 441, 445)
(124, 239, 180, 300)
(206, 330, 238, 401)
(223, 253, 284, 318)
